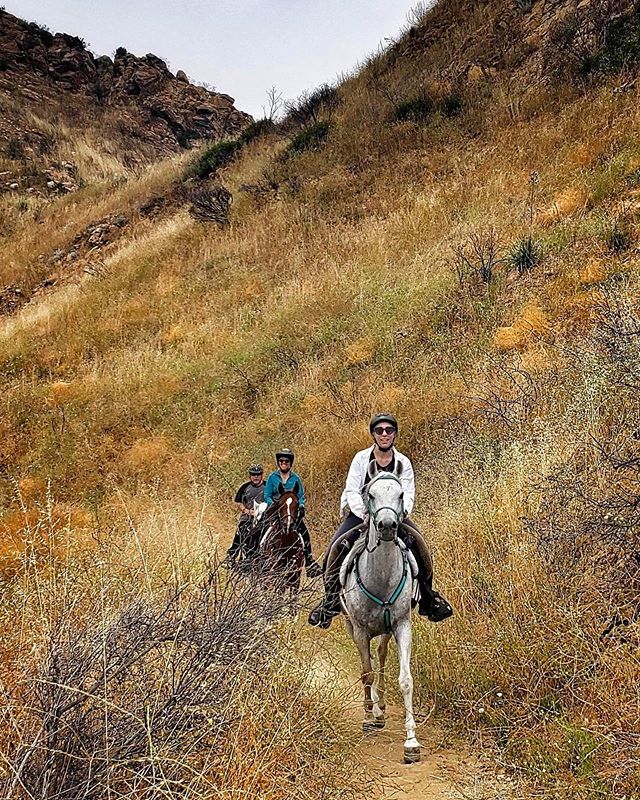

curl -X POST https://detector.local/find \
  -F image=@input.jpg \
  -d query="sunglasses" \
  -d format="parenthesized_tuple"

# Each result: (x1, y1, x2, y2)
(278, 459, 292, 464)
(373, 426, 396, 435)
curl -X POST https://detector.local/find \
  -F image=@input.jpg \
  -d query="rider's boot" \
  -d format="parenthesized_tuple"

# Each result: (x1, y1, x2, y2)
(308, 537, 353, 628)
(400, 525, 453, 622)
(299, 521, 323, 578)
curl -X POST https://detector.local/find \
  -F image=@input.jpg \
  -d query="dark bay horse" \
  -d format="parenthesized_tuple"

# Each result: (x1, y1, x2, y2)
(259, 490, 305, 610)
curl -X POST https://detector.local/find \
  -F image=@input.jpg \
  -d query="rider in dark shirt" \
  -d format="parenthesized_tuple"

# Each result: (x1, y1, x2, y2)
(226, 464, 265, 563)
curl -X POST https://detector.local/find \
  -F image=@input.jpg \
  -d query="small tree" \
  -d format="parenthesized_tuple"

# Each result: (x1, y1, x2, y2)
(453, 228, 501, 286)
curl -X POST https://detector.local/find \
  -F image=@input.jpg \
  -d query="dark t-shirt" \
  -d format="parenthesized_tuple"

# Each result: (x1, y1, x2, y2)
(362, 451, 396, 488)
(234, 481, 265, 519)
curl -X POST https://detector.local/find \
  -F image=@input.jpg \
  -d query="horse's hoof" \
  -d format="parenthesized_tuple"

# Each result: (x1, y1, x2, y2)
(362, 720, 380, 735)
(372, 716, 385, 729)
(403, 746, 421, 764)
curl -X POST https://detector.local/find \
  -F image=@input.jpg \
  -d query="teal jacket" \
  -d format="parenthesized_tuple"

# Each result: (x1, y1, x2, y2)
(264, 470, 305, 507)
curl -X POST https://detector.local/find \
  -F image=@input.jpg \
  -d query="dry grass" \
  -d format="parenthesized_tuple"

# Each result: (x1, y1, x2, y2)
(0, 496, 361, 800)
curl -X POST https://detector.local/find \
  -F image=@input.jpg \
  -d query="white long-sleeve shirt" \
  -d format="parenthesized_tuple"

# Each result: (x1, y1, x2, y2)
(339, 446, 415, 519)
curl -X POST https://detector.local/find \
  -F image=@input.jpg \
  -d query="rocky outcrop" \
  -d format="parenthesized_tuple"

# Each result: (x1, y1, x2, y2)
(0, 9, 252, 151)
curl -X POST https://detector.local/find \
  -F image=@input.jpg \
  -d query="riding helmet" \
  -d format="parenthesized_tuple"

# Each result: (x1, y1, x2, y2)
(369, 412, 398, 434)
(275, 448, 295, 465)
(248, 464, 263, 475)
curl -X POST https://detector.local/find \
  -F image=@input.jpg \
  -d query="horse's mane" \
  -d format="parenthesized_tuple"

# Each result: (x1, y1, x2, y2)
(275, 490, 299, 507)
(363, 470, 402, 499)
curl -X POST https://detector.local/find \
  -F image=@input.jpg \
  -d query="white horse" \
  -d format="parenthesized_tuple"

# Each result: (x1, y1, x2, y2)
(340, 462, 421, 763)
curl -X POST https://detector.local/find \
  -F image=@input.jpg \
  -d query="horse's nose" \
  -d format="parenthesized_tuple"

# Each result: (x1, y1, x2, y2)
(377, 518, 397, 532)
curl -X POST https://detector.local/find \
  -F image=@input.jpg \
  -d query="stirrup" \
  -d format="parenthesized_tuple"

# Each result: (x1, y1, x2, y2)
(308, 597, 340, 629)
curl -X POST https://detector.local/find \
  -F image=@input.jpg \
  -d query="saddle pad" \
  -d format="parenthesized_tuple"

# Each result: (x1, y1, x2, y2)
(339, 535, 367, 588)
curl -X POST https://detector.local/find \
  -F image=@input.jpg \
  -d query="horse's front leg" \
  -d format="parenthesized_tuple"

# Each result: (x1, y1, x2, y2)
(395, 619, 421, 763)
(370, 633, 391, 729)
(351, 626, 377, 734)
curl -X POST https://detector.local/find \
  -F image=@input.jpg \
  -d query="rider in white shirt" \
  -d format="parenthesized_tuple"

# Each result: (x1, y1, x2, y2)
(308, 412, 453, 629)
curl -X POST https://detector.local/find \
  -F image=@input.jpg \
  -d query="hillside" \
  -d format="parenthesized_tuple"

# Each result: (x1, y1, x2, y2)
(0, 9, 250, 184)
(2, 0, 640, 797)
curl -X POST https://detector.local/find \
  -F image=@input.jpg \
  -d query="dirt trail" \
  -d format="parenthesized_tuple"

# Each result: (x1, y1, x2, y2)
(309, 643, 516, 800)
(354, 704, 511, 800)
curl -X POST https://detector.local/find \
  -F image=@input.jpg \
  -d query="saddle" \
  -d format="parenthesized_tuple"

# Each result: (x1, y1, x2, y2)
(338, 530, 419, 591)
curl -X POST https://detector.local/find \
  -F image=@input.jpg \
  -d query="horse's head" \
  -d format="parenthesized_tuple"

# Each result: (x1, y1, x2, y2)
(273, 490, 300, 539)
(253, 500, 267, 527)
(364, 462, 405, 545)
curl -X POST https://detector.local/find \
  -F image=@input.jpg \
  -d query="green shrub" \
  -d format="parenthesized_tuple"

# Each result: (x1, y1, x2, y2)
(190, 140, 240, 179)
(441, 93, 463, 117)
(508, 235, 541, 274)
(590, 8, 640, 75)
(607, 221, 632, 253)
(393, 95, 434, 123)
(286, 121, 330, 155)
(239, 118, 277, 146)
(285, 84, 339, 128)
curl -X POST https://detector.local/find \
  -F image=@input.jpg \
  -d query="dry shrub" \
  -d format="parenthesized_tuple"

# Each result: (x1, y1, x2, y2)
(373, 382, 404, 411)
(47, 380, 83, 407)
(495, 303, 552, 352)
(0, 502, 91, 579)
(540, 186, 590, 226)
(570, 141, 604, 168)
(16, 476, 47, 503)
(121, 297, 150, 325)
(1, 561, 355, 800)
(121, 436, 172, 478)
(155, 271, 181, 296)
(300, 391, 331, 416)
(561, 289, 605, 332)
(160, 323, 185, 345)
(306, 421, 370, 481)
(344, 335, 375, 365)
(579, 259, 607, 285)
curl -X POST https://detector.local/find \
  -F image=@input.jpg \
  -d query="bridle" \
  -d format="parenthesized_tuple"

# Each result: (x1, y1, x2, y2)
(364, 472, 404, 553)
(265, 494, 304, 549)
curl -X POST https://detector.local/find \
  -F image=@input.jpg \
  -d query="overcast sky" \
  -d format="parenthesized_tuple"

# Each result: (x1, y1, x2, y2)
(5, 1, 421, 118)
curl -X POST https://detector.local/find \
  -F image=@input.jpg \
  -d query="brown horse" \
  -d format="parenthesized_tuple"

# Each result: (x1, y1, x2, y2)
(259, 490, 305, 611)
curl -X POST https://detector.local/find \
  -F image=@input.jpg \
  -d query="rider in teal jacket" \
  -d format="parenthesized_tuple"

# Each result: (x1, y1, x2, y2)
(264, 448, 321, 577)
(264, 469, 305, 507)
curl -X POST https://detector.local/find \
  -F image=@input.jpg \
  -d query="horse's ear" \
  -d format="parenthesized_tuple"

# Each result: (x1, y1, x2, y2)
(292, 483, 299, 496)
(278, 484, 285, 496)
(394, 461, 404, 479)
(367, 460, 379, 481)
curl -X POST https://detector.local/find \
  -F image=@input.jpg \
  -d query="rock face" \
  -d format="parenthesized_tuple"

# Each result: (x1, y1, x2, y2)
(0, 9, 252, 151)
(391, 0, 636, 90)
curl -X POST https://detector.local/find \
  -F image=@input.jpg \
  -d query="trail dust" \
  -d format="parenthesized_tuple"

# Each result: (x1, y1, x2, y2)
(308, 638, 518, 800)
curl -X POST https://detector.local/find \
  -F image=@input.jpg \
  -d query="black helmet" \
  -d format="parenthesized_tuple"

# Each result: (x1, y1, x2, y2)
(275, 448, 295, 465)
(248, 464, 263, 475)
(369, 412, 398, 434)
